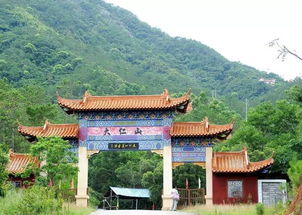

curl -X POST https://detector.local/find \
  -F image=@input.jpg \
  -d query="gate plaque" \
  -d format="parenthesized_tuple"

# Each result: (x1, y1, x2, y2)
(78, 111, 174, 151)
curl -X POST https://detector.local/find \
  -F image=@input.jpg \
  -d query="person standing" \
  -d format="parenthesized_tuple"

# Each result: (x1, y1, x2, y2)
(171, 186, 179, 211)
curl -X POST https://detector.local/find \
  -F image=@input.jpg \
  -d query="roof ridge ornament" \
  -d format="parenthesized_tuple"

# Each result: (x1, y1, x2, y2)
(243, 147, 250, 169)
(162, 88, 169, 96)
(83, 90, 92, 103)
(162, 88, 170, 102)
(43, 119, 49, 131)
(186, 88, 192, 97)
(203, 116, 209, 131)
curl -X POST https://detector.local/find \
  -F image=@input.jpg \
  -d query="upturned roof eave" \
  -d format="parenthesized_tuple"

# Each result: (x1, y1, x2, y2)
(57, 90, 191, 113)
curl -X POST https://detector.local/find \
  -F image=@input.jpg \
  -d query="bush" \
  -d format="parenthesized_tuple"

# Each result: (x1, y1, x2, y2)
(256, 203, 264, 215)
(0, 186, 65, 215)
(17, 186, 63, 215)
(0, 189, 23, 215)
(272, 201, 287, 215)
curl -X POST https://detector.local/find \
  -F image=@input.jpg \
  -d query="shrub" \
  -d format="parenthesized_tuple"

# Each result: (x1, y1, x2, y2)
(256, 203, 264, 215)
(0, 189, 23, 215)
(16, 186, 63, 215)
(0, 186, 65, 215)
(272, 201, 287, 215)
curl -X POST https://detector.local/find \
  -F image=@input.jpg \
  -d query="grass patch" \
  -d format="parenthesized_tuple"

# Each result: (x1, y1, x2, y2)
(64, 203, 95, 215)
(0, 188, 95, 215)
(181, 204, 275, 215)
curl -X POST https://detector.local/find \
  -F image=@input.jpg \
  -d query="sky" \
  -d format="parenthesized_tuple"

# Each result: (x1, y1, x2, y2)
(104, 0, 302, 80)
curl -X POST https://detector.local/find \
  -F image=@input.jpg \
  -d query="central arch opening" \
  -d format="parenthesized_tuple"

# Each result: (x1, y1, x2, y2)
(88, 151, 206, 210)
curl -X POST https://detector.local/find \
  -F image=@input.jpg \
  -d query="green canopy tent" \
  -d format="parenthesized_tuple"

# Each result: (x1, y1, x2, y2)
(103, 187, 150, 210)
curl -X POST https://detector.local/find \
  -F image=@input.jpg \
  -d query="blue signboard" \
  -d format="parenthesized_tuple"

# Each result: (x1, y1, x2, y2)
(172, 146, 206, 163)
(77, 111, 174, 151)
(171, 137, 213, 163)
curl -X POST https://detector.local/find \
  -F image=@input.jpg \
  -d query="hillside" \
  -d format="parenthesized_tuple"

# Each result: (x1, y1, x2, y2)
(1, 0, 302, 200)
(0, 0, 292, 101)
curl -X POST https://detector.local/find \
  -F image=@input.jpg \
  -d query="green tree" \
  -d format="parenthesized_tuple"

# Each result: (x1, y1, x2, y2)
(286, 85, 302, 103)
(141, 160, 163, 207)
(176, 92, 240, 124)
(288, 158, 302, 190)
(218, 99, 302, 173)
(173, 164, 205, 189)
(0, 144, 8, 196)
(26, 104, 59, 125)
(30, 137, 77, 187)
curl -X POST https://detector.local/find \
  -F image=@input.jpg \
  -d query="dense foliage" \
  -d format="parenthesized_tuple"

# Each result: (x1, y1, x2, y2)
(30, 137, 78, 187)
(0, 186, 78, 215)
(176, 92, 240, 124)
(288, 158, 302, 190)
(0, 144, 8, 197)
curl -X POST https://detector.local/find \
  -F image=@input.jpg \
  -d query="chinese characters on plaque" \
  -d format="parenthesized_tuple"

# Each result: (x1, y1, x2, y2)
(102, 127, 143, 135)
(108, 143, 139, 150)
(87, 126, 166, 136)
(83, 125, 170, 151)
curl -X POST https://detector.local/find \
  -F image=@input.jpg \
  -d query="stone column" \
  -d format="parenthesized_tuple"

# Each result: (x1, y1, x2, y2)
(75, 146, 89, 207)
(205, 147, 213, 205)
(162, 141, 173, 210)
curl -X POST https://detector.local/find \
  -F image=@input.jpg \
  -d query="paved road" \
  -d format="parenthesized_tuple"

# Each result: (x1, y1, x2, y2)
(90, 209, 197, 215)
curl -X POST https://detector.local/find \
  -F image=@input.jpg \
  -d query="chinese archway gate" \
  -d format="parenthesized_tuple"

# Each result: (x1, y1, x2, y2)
(18, 89, 233, 210)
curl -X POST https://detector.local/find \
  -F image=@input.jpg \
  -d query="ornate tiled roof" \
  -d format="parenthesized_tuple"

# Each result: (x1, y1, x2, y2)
(18, 118, 231, 139)
(6, 150, 40, 174)
(57, 89, 191, 113)
(212, 148, 274, 173)
(18, 120, 78, 139)
(170, 117, 233, 137)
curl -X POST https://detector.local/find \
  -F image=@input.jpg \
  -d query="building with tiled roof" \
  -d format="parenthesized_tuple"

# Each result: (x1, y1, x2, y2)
(6, 150, 40, 188)
(212, 148, 278, 204)
(212, 149, 274, 173)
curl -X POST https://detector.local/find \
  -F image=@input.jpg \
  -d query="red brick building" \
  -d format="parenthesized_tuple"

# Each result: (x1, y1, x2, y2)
(212, 149, 274, 204)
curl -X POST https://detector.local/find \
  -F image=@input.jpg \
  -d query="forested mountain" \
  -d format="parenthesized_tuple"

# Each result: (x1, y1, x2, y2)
(2, 0, 302, 208)
(1, 0, 294, 101)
